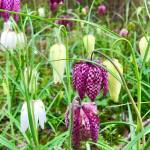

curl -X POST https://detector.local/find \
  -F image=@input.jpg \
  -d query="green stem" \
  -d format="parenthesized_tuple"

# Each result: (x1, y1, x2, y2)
(111, 38, 144, 147)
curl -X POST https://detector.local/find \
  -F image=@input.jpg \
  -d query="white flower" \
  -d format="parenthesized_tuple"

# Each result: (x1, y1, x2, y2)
(38, 7, 45, 17)
(83, 34, 95, 57)
(0, 31, 17, 50)
(103, 59, 123, 102)
(139, 36, 150, 62)
(49, 43, 66, 84)
(17, 32, 27, 49)
(0, 21, 17, 50)
(20, 100, 46, 133)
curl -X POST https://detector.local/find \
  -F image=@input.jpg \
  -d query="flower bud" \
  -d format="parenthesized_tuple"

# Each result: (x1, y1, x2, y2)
(103, 59, 123, 102)
(83, 34, 95, 56)
(24, 67, 39, 94)
(119, 28, 128, 37)
(38, 7, 45, 17)
(98, 4, 107, 15)
(17, 32, 27, 49)
(49, 43, 66, 84)
(81, 6, 89, 15)
(139, 36, 150, 62)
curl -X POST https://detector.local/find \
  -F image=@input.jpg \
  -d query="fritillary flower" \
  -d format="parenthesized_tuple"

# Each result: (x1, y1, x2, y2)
(73, 61, 108, 101)
(20, 100, 46, 133)
(0, 0, 20, 22)
(65, 98, 99, 148)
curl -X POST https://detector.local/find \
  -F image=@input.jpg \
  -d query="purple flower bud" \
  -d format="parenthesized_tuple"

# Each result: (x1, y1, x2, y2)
(0, 0, 20, 22)
(73, 61, 108, 101)
(56, 15, 73, 29)
(65, 98, 100, 148)
(98, 4, 107, 15)
(119, 28, 128, 37)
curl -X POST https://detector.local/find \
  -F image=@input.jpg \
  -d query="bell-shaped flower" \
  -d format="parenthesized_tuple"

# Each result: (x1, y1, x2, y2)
(73, 61, 108, 101)
(0, 21, 17, 50)
(103, 59, 123, 102)
(65, 98, 100, 148)
(20, 99, 46, 133)
(24, 67, 39, 94)
(139, 36, 150, 62)
(83, 34, 95, 56)
(38, 7, 45, 17)
(17, 32, 27, 49)
(0, 0, 20, 22)
(49, 43, 66, 84)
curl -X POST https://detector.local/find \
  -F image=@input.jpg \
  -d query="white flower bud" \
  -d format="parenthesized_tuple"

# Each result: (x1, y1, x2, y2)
(38, 7, 45, 17)
(24, 67, 39, 94)
(17, 32, 27, 49)
(83, 34, 95, 56)
(103, 59, 123, 102)
(49, 43, 66, 84)
(20, 100, 46, 133)
(139, 36, 150, 62)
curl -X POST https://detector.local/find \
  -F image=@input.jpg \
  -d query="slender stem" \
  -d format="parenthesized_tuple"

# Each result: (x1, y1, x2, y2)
(111, 38, 145, 147)
(91, 50, 143, 130)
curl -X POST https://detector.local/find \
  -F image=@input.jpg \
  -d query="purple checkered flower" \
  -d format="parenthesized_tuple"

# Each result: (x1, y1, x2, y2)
(73, 61, 108, 101)
(0, 0, 20, 22)
(65, 98, 100, 148)
(49, 0, 64, 12)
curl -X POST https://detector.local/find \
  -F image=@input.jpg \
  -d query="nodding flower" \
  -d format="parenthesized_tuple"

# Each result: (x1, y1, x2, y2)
(103, 59, 123, 102)
(73, 61, 108, 101)
(139, 36, 150, 62)
(20, 100, 46, 133)
(49, 43, 66, 84)
(49, 0, 64, 12)
(65, 97, 100, 148)
(0, 21, 17, 50)
(83, 34, 95, 57)
(0, 0, 20, 22)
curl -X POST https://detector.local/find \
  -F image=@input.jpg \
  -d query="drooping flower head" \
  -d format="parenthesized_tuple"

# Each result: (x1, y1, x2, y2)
(65, 97, 100, 148)
(56, 15, 74, 29)
(0, 0, 20, 22)
(49, 43, 66, 84)
(103, 59, 123, 102)
(20, 100, 46, 133)
(97, 4, 107, 16)
(49, 0, 64, 12)
(73, 61, 108, 101)
(139, 36, 150, 62)
(83, 34, 95, 57)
